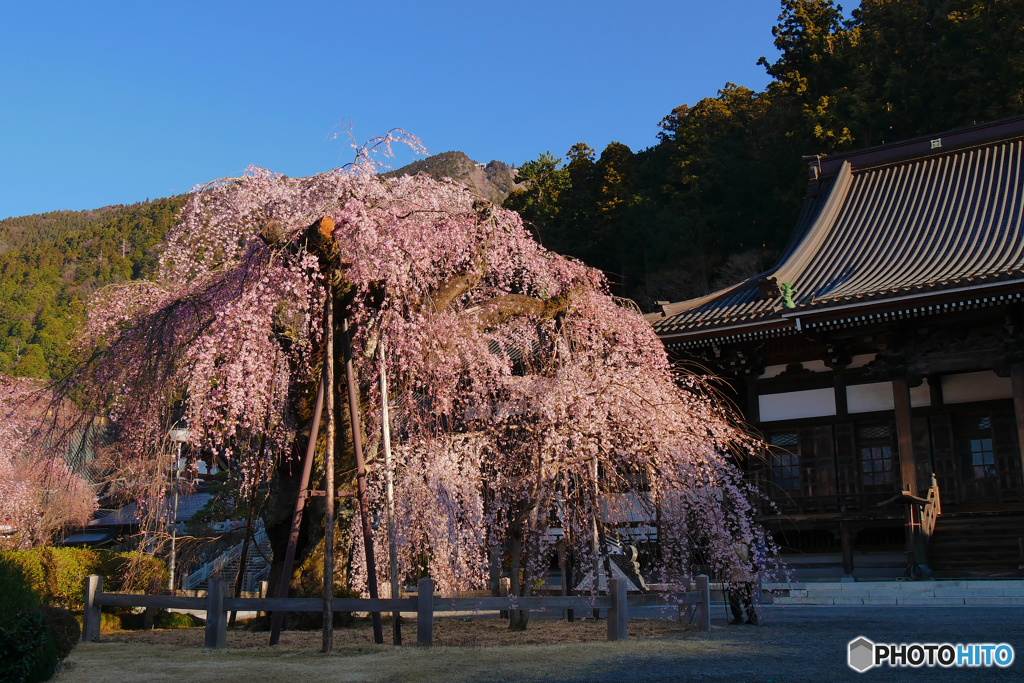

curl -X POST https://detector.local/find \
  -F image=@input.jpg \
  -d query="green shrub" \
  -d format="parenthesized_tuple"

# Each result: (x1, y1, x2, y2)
(37, 606, 79, 660)
(0, 548, 168, 610)
(0, 554, 40, 613)
(154, 611, 202, 629)
(0, 610, 59, 683)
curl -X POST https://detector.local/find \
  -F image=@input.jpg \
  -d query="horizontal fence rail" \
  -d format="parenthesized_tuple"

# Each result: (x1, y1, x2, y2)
(82, 574, 711, 649)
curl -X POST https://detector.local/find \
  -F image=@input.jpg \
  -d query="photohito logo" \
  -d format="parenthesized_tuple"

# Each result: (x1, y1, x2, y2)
(848, 637, 1014, 672)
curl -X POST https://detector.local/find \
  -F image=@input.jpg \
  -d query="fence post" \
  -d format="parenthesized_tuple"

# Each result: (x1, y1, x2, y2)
(498, 577, 509, 620)
(204, 580, 227, 649)
(607, 578, 627, 641)
(416, 577, 433, 647)
(695, 575, 711, 632)
(82, 575, 102, 642)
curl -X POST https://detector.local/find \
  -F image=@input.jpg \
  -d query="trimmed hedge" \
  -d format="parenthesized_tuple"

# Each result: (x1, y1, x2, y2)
(0, 610, 58, 683)
(0, 553, 40, 613)
(0, 547, 168, 610)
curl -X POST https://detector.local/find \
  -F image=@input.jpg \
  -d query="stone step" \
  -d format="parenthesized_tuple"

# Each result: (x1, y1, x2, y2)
(768, 580, 1024, 605)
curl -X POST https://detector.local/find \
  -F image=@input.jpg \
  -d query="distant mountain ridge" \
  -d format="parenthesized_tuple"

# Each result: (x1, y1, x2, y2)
(386, 151, 522, 204)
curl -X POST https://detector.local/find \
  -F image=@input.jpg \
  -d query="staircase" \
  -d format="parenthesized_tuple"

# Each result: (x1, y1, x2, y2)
(185, 523, 273, 591)
(928, 511, 1024, 576)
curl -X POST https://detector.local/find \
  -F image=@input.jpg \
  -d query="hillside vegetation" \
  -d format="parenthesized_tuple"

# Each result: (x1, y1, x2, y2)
(506, 0, 1024, 308)
(0, 197, 186, 378)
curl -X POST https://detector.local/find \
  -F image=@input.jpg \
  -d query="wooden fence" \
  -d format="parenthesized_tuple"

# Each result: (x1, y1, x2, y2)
(82, 574, 711, 648)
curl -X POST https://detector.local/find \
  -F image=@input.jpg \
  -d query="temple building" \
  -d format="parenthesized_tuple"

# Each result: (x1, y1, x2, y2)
(648, 116, 1024, 579)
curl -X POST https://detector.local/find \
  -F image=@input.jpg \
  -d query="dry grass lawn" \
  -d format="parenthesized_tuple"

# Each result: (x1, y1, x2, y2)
(57, 618, 705, 683)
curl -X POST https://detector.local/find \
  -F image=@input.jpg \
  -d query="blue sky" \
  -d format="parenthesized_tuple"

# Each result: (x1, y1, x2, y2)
(0, 1, 781, 219)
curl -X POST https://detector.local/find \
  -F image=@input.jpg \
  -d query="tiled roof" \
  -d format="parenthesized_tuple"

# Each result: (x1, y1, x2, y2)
(651, 116, 1024, 345)
(89, 492, 212, 526)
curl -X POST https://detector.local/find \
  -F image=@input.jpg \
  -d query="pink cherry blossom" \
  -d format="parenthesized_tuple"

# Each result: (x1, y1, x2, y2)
(64, 135, 776, 595)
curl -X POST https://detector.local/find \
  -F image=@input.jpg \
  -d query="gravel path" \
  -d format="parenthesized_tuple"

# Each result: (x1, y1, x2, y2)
(526, 605, 1024, 682)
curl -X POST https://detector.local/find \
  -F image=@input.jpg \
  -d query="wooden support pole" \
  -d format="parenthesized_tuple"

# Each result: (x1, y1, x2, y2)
(342, 316, 384, 645)
(892, 376, 918, 497)
(268, 356, 326, 645)
(416, 578, 433, 647)
(606, 578, 627, 641)
(380, 348, 401, 646)
(204, 580, 227, 649)
(589, 455, 603, 619)
(695, 575, 711, 632)
(82, 575, 102, 642)
(1010, 363, 1024, 489)
(323, 288, 336, 654)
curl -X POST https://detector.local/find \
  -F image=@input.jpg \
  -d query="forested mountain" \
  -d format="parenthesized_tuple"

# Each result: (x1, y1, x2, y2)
(0, 197, 185, 379)
(0, 206, 121, 254)
(505, 0, 1024, 309)
(388, 151, 522, 204)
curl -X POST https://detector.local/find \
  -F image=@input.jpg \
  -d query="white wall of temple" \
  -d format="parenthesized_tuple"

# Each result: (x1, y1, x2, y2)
(756, 370, 1012, 423)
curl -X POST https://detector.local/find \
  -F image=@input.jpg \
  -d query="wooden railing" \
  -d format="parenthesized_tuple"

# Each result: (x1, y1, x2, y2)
(921, 478, 941, 542)
(81, 574, 711, 648)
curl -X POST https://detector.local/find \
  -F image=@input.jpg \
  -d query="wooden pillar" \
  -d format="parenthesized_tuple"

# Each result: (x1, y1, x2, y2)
(892, 376, 918, 497)
(606, 578, 627, 641)
(416, 578, 433, 647)
(834, 375, 848, 417)
(746, 383, 760, 425)
(82, 575, 102, 642)
(840, 523, 854, 576)
(1009, 363, 1024, 483)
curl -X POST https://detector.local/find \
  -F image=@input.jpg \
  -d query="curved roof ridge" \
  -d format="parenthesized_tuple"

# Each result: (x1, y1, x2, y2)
(772, 161, 854, 286)
(658, 280, 751, 318)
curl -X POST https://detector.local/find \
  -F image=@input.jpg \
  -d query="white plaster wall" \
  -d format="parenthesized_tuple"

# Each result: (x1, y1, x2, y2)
(847, 353, 877, 369)
(941, 371, 1012, 404)
(759, 388, 837, 422)
(846, 380, 931, 413)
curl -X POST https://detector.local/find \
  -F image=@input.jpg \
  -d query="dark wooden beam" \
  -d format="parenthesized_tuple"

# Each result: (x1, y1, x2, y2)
(892, 376, 918, 497)
(840, 522, 854, 576)
(1010, 363, 1024, 483)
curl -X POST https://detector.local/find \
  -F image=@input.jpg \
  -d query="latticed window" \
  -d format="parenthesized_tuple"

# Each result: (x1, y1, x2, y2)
(769, 433, 800, 492)
(858, 424, 894, 487)
(954, 415, 996, 479)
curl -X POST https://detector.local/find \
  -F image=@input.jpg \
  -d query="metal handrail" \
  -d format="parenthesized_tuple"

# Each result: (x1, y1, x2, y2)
(185, 522, 271, 590)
